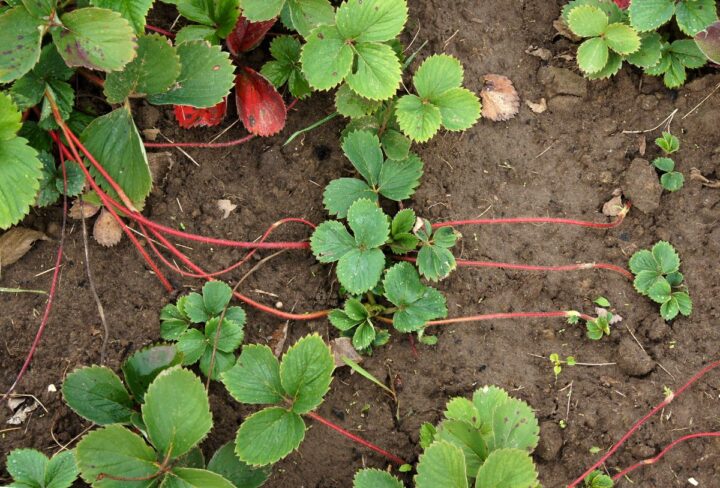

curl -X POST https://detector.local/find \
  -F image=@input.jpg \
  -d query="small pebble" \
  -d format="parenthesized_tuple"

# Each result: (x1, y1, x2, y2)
(275, 301, 283, 309)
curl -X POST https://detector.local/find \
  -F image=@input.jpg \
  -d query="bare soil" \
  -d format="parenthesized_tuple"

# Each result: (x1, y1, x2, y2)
(2, 0, 720, 486)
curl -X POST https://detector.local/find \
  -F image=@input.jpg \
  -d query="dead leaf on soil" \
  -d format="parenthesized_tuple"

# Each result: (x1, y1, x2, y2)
(330, 337, 363, 367)
(526, 98, 547, 113)
(0, 227, 49, 268)
(217, 199, 238, 219)
(268, 322, 288, 358)
(526, 46, 552, 61)
(6, 398, 39, 425)
(68, 200, 100, 220)
(690, 168, 720, 188)
(147, 152, 174, 188)
(142, 128, 160, 141)
(93, 209, 123, 247)
(553, 17, 580, 41)
(637, 135, 647, 156)
(481, 74, 520, 122)
(602, 192, 624, 216)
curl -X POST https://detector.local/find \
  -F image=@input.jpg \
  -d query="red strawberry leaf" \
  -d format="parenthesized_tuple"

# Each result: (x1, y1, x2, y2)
(235, 67, 287, 137)
(226, 15, 276, 56)
(174, 99, 227, 129)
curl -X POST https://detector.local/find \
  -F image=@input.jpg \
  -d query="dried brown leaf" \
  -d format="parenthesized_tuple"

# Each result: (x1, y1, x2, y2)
(69, 200, 100, 220)
(268, 322, 288, 358)
(217, 199, 237, 219)
(526, 46, 552, 61)
(602, 194, 624, 216)
(481, 74, 520, 122)
(0, 227, 49, 268)
(553, 17, 580, 41)
(330, 337, 363, 367)
(93, 209, 123, 247)
(142, 128, 160, 141)
(526, 98, 547, 113)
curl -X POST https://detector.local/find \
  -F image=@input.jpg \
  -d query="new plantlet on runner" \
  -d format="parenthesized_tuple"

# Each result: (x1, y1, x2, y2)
(653, 132, 684, 192)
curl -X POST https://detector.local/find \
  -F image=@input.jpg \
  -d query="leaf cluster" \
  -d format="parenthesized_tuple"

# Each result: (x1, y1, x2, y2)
(653, 132, 684, 192)
(160, 281, 247, 380)
(353, 386, 541, 488)
(629, 241, 692, 320)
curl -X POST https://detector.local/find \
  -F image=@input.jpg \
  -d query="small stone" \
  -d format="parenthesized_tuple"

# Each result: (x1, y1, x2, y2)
(536, 421, 563, 461)
(617, 336, 655, 377)
(275, 301, 283, 309)
(623, 158, 662, 213)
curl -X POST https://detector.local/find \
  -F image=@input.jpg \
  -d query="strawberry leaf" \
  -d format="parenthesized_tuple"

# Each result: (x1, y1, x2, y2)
(577, 37, 610, 73)
(61, 366, 134, 425)
(207, 442, 271, 488)
(335, 0, 407, 43)
(174, 98, 228, 129)
(227, 15, 276, 55)
(695, 20, 720, 63)
(261, 35, 311, 99)
(178, 0, 240, 38)
(6, 449, 78, 488)
(280, 334, 334, 414)
(354, 469, 405, 488)
(222, 344, 285, 404)
(240, 0, 285, 22)
(91, 0, 153, 34)
(415, 441, 468, 488)
(626, 32, 663, 68)
(342, 129, 384, 186)
(604, 23, 641, 54)
(235, 67, 287, 136)
(286, 0, 334, 37)
(122, 344, 183, 402)
(301, 25, 354, 91)
(335, 83, 382, 118)
(628, 0, 675, 32)
(475, 448, 538, 488)
(235, 407, 305, 466)
(164, 468, 235, 488)
(178, 328, 207, 364)
(568, 5, 609, 37)
(310, 220, 356, 263)
(675, 0, 717, 36)
(323, 178, 377, 218)
(378, 153, 424, 200)
(0, 6, 45, 83)
(383, 262, 447, 332)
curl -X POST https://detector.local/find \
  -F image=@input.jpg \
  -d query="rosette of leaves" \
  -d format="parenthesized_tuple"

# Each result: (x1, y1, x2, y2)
(301, 0, 408, 100)
(395, 54, 481, 142)
(353, 386, 540, 488)
(567, 5, 641, 76)
(653, 132, 684, 192)
(221, 334, 335, 466)
(415, 221, 460, 281)
(323, 130, 423, 218)
(74, 366, 267, 488)
(160, 281, 247, 380)
(4, 449, 78, 488)
(62, 343, 183, 428)
(628, 0, 717, 36)
(585, 470, 614, 487)
(629, 241, 692, 320)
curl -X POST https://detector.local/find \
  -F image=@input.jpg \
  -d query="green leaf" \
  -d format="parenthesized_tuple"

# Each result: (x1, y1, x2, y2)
(323, 178, 377, 218)
(52, 7, 137, 72)
(175, 24, 218, 44)
(353, 468, 404, 488)
(342, 129, 384, 186)
(205, 316, 244, 353)
(280, 334, 334, 414)
(62, 366, 134, 425)
(0, 92, 22, 140)
(239, 0, 284, 22)
(445, 397, 480, 426)
(122, 343, 184, 402)
(626, 32, 663, 68)
(22, 0, 56, 18)
(0, 135, 43, 229)
(666, 271, 684, 287)
(656, 131, 680, 154)
(604, 23, 641, 54)
(38, 78, 74, 130)
(148, 41, 235, 108)
(633, 270, 661, 295)
(6, 449, 78, 488)
(414, 54, 464, 99)
(346, 42, 402, 101)
(207, 442, 271, 488)
(235, 407, 305, 466)
(419, 423, 437, 449)
(347, 198, 389, 248)
(594, 296, 611, 308)
(568, 5, 609, 37)
(329, 309, 361, 332)
(628, 0, 675, 32)
(378, 153, 423, 201)
(262, 35, 311, 99)
(660, 171, 684, 192)
(201, 281, 233, 315)
(395, 94, 442, 143)
(335, 84, 382, 118)
(104, 34, 181, 102)
(184, 292, 209, 323)
(434, 87, 481, 132)
(648, 277, 672, 304)
(177, 328, 207, 365)
(487, 397, 540, 451)
(301, 25, 353, 91)
(652, 241, 680, 274)
(199, 349, 235, 380)
(76, 425, 158, 488)
(392, 208, 416, 235)
(161, 303, 191, 340)
(435, 419, 487, 478)
(180, 0, 240, 38)
(353, 321, 376, 349)
(415, 441, 468, 488)
(474, 448, 538, 488)
(142, 367, 213, 459)
(670, 38, 708, 69)
(335, 0, 407, 43)
(628, 249, 656, 274)
(586, 51, 622, 80)
(310, 220, 355, 263)
(577, 37, 610, 74)
(286, 0, 334, 38)
(384, 262, 447, 332)
(0, 7, 44, 83)
(80, 106, 152, 208)
(676, 0, 717, 36)
(585, 470, 614, 488)
(433, 227, 459, 248)
(417, 244, 456, 281)
(163, 468, 235, 488)
(653, 157, 675, 172)
(92, 0, 153, 34)
(337, 247, 386, 294)
(381, 130, 411, 161)
(563, 0, 624, 24)
(222, 344, 285, 405)
(673, 291, 693, 316)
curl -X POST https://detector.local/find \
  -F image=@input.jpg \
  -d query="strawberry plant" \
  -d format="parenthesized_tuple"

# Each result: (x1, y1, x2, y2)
(4, 449, 78, 488)
(695, 20, 720, 62)
(584, 471, 614, 487)
(160, 281, 247, 379)
(652, 132, 685, 192)
(629, 241, 692, 320)
(562, 0, 713, 87)
(353, 386, 541, 488)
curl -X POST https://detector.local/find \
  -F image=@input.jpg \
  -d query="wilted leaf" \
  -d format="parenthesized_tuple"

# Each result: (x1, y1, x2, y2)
(525, 98, 546, 113)
(174, 99, 227, 129)
(330, 337, 363, 367)
(227, 15, 276, 56)
(69, 200, 101, 220)
(217, 199, 237, 219)
(0, 227, 48, 267)
(481, 74, 519, 122)
(93, 209, 123, 247)
(695, 20, 720, 63)
(235, 67, 287, 136)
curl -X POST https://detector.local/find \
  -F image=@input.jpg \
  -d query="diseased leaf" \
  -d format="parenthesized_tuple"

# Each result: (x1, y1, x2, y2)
(301, 25, 353, 91)
(235, 67, 287, 136)
(226, 15, 276, 55)
(0, 226, 48, 267)
(0, 6, 44, 83)
(174, 99, 227, 129)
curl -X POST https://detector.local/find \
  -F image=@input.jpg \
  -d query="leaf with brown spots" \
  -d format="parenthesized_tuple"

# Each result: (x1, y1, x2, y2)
(235, 67, 287, 136)
(0, 6, 45, 83)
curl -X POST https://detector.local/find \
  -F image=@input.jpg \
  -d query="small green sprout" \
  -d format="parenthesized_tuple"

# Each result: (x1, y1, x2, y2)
(589, 446, 602, 454)
(653, 132, 684, 192)
(550, 353, 577, 378)
(559, 419, 568, 429)
(663, 385, 674, 399)
(585, 470, 614, 487)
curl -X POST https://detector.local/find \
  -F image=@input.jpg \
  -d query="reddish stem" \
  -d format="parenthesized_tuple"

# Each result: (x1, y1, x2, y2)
(433, 203, 630, 229)
(425, 310, 592, 326)
(305, 411, 406, 466)
(145, 24, 175, 38)
(612, 432, 720, 482)
(78, 68, 105, 88)
(568, 360, 720, 487)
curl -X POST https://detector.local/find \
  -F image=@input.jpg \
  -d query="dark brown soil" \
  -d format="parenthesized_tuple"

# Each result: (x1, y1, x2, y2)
(3, 0, 720, 486)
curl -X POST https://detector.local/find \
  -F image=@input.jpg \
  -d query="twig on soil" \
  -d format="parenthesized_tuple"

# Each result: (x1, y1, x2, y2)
(622, 109, 678, 134)
(682, 82, 720, 119)
(0, 287, 48, 295)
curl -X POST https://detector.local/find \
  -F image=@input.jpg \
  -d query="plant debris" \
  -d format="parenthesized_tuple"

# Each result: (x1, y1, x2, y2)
(93, 209, 123, 247)
(0, 227, 49, 268)
(481, 74, 520, 121)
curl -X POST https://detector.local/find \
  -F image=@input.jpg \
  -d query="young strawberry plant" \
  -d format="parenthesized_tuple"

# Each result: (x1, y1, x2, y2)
(160, 281, 247, 379)
(4, 449, 78, 488)
(562, 0, 713, 87)
(652, 132, 684, 192)
(353, 386, 541, 488)
(550, 352, 577, 378)
(629, 241, 692, 320)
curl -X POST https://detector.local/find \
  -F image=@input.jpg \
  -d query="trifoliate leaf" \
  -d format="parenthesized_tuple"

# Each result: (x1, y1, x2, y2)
(585, 470, 615, 488)
(475, 448, 538, 488)
(568, 5, 609, 37)
(235, 407, 305, 466)
(92, 0, 153, 34)
(378, 153, 423, 201)
(627, 32, 663, 68)
(104, 34, 181, 102)
(142, 367, 213, 459)
(675, 0, 717, 36)
(52, 8, 137, 72)
(6, 449, 78, 488)
(577, 37, 610, 73)
(76, 425, 158, 487)
(656, 131, 680, 154)
(354, 468, 405, 488)
(346, 42, 402, 100)
(323, 178, 377, 218)
(342, 130, 384, 186)
(222, 344, 285, 405)
(311, 220, 356, 263)
(148, 41, 235, 108)
(121, 344, 183, 403)
(301, 25, 354, 91)
(384, 262, 447, 332)
(62, 366, 134, 425)
(628, 0, 675, 32)
(335, 0, 408, 43)
(0, 6, 44, 83)
(207, 442, 271, 488)
(604, 23, 641, 54)
(414, 441, 468, 488)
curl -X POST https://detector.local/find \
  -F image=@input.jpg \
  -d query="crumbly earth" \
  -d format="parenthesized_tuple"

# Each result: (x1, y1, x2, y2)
(2, 0, 720, 486)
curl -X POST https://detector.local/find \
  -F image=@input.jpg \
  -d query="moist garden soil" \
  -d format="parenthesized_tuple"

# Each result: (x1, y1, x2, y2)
(2, 0, 720, 486)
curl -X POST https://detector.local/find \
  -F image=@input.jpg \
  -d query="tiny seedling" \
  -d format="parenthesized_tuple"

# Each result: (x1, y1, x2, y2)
(4, 449, 78, 488)
(629, 241, 693, 320)
(550, 352, 577, 378)
(74, 366, 269, 487)
(653, 132, 684, 192)
(221, 334, 335, 465)
(353, 386, 541, 488)
(584, 470, 614, 487)
(567, 309, 612, 340)
(160, 281, 246, 379)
